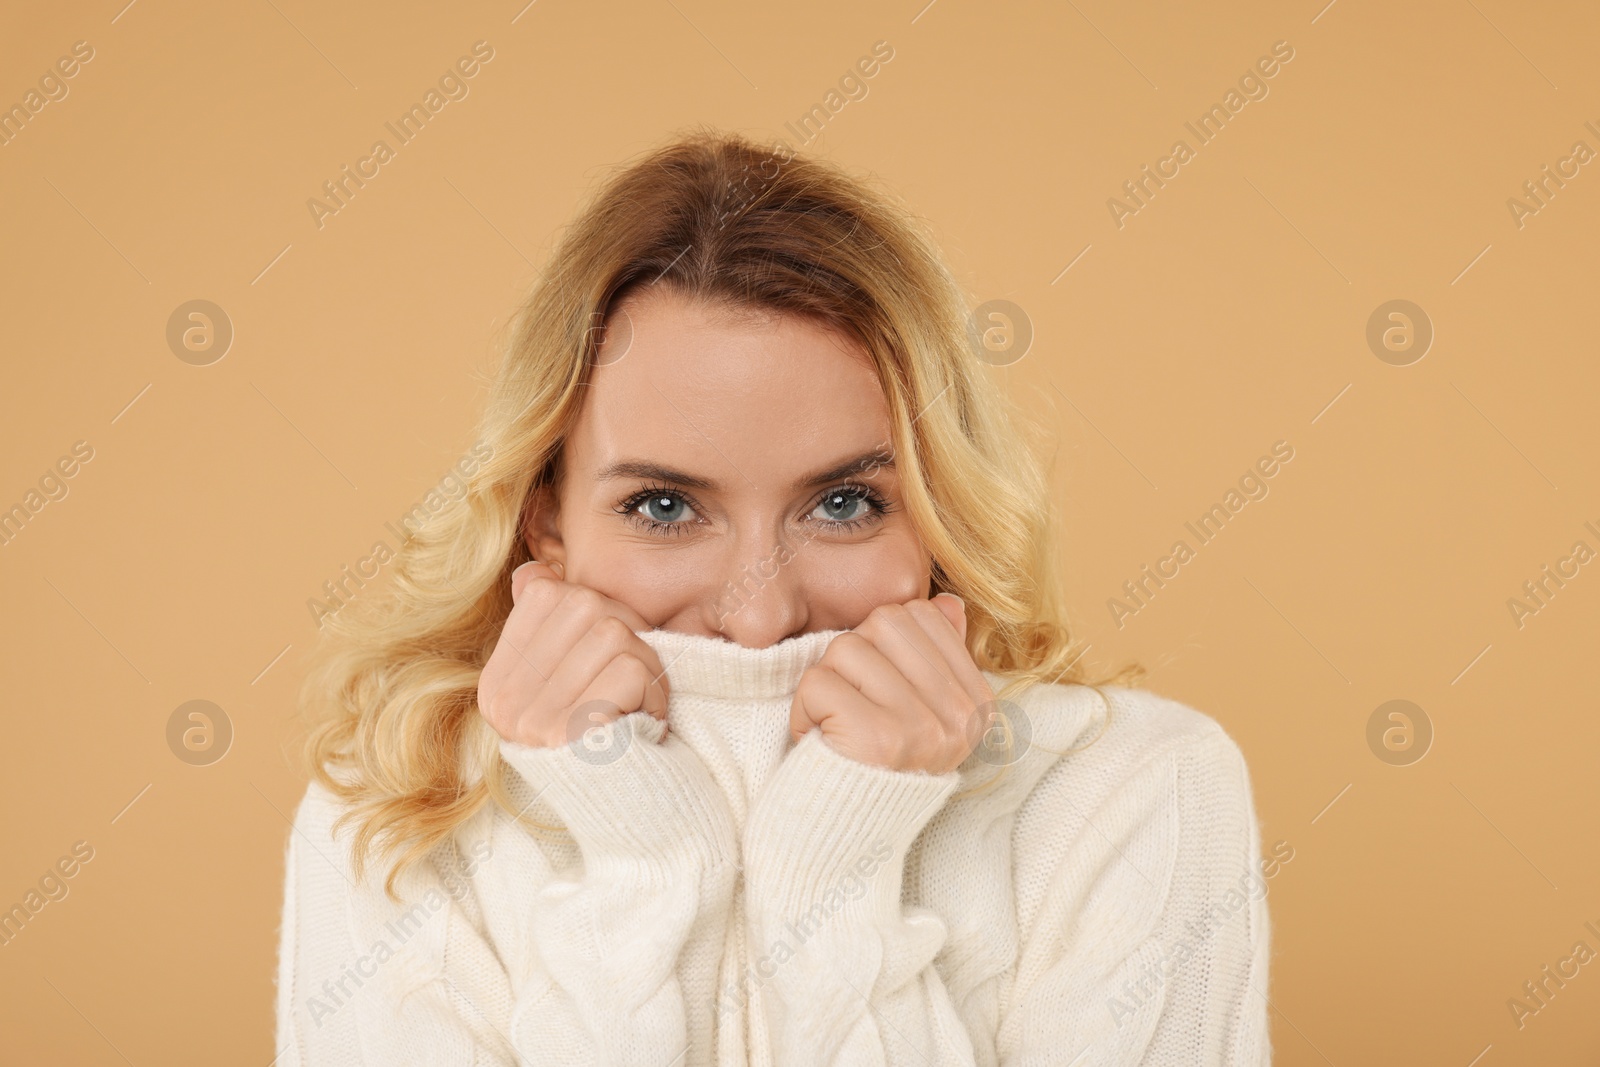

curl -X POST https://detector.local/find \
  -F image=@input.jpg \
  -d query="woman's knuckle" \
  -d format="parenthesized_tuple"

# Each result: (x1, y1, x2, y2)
(525, 577, 560, 610)
(619, 653, 652, 686)
(831, 631, 870, 656)
(608, 613, 637, 639)
(573, 586, 606, 612)
(591, 613, 630, 645)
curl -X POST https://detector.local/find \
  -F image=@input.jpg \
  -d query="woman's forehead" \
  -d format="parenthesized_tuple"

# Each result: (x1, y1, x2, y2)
(568, 292, 892, 486)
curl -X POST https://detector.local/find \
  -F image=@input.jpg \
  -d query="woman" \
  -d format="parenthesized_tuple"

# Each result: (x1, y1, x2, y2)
(276, 128, 1272, 1065)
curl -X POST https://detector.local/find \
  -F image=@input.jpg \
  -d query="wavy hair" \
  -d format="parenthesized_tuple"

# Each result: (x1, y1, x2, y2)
(295, 125, 1143, 898)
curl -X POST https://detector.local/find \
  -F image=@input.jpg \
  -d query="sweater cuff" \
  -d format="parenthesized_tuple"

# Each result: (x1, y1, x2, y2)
(743, 728, 960, 903)
(500, 711, 736, 873)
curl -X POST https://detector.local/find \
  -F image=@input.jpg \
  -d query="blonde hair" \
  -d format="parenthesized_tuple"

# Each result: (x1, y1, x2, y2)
(296, 126, 1143, 898)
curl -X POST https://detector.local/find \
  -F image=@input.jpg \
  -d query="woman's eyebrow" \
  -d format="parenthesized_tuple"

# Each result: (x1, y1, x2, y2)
(594, 449, 895, 492)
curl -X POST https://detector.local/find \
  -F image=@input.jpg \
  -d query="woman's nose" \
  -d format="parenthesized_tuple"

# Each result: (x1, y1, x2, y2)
(708, 542, 807, 648)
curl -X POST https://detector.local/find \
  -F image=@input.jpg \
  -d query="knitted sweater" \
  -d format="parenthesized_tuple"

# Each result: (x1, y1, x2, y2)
(274, 627, 1272, 1065)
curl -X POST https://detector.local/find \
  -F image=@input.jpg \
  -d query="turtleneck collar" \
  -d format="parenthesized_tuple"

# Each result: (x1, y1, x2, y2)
(636, 627, 846, 701)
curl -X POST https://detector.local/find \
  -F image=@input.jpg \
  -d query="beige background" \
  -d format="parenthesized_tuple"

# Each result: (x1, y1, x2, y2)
(2, 0, 1597, 1062)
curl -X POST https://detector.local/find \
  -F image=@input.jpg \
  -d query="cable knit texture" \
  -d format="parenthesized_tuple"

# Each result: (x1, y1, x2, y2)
(275, 627, 1273, 1064)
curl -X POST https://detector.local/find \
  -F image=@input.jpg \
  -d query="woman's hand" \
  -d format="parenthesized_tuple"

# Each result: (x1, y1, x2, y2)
(477, 561, 672, 748)
(789, 593, 993, 774)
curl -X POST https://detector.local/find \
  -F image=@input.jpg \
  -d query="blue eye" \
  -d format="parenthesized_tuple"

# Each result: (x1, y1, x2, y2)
(616, 485, 702, 536)
(638, 494, 689, 523)
(812, 488, 871, 523)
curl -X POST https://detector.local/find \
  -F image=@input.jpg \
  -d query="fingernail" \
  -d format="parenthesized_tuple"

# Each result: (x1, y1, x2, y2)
(937, 592, 965, 609)
(549, 560, 565, 579)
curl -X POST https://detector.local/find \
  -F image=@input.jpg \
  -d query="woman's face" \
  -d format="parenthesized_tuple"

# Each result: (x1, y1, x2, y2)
(523, 285, 932, 648)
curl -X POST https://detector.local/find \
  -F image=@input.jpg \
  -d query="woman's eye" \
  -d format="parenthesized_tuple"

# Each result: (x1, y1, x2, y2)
(811, 489, 871, 523)
(637, 494, 692, 524)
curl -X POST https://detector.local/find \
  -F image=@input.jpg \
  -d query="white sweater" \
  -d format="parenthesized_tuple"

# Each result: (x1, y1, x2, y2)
(275, 627, 1273, 1065)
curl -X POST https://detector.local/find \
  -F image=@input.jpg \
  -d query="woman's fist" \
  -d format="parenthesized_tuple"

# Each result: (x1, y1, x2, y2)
(790, 593, 993, 774)
(477, 561, 672, 748)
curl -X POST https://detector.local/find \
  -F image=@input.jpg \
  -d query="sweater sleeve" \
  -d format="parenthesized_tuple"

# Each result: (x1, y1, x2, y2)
(998, 718, 1274, 1065)
(496, 709, 742, 1062)
(273, 777, 527, 1065)
(274, 710, 740, 1065)
(739, 726, 976, 1065)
